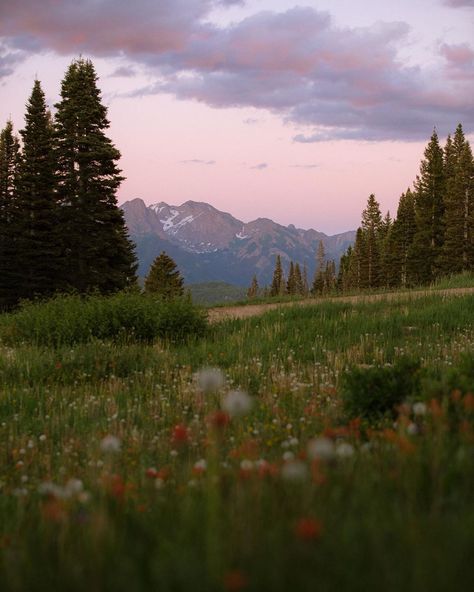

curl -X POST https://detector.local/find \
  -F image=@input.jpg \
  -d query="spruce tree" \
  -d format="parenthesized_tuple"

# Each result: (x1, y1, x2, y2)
(361, 194, 382, 288)
(286, 261, 296, 295)
(0, 121, 21, 310)
(247, 274, 259, 299)
(390, 189, 417, 287)
(441, 125, 473, 274)
(410, 129, 445, 284)
(54, 58, 137, 294)
(294, 262, 303, 295)
(270, 255, 284, 296)
(16, 80, 63, 301)
(144, 252, 184, 299)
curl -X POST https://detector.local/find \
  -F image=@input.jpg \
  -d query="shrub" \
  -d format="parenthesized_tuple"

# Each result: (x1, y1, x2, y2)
(0, 292, 207, 347)
(342, 357, 421, 420)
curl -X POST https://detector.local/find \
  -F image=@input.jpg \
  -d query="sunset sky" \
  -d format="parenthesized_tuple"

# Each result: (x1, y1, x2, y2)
(1, 0, 473, 234)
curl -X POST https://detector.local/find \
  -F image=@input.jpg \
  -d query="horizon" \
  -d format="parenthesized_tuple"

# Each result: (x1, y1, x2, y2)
(1, 0, 473, 234)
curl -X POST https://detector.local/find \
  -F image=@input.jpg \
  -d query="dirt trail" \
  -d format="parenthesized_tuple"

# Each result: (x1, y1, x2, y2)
(208, 287, 474, 323)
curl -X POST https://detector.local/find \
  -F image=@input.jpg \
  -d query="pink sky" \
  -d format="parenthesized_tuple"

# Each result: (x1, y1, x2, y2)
(1, 0, 473, 234)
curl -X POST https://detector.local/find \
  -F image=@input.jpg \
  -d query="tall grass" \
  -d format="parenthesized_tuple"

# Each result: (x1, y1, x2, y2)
(0, 291, 473, 591)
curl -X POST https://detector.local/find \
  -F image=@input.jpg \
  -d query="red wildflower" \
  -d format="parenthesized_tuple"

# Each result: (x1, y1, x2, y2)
(171, 424, 189, 445)
(294, 517, 323, 541)
(207, 410, 230, 430)
(223, 570, 248, 592)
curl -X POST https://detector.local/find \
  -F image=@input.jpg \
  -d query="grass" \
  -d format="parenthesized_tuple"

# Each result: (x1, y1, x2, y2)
(0, 290, 473, 591)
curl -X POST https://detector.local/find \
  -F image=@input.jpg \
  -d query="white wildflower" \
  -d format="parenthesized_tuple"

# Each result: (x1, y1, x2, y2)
(196, 367, 225, 393)
(406, 423, 419, 436)
(335, 442, 355, 458)
(240, 459, 254, 471)
(194, 459, 207, 472)
(413, 402, 427, 416)
(307, 437, 335, 461)
(222, 390, 253, 418)
(281, 460, 308, 482)
(100, 435, 121, 454)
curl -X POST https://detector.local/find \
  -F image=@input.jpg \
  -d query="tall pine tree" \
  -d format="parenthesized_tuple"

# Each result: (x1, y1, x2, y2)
(0, 121, 21, 310)
(410, 129, 445, 284)
(16, 80, 63, 301)
(54, 58, 137, 294)
(440, 125, 473, 274)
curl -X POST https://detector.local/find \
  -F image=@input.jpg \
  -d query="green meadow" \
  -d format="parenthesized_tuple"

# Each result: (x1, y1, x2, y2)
(0, 289, 473, 591)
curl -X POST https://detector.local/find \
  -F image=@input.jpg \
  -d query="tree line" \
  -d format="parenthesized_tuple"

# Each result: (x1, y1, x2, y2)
(249, 124, 473, 299)
(0, 59, 137, 311)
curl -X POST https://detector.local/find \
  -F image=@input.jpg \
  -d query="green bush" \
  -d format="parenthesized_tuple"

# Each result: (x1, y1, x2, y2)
(0, 292, 208, 347)
(342, 357, 421, 420)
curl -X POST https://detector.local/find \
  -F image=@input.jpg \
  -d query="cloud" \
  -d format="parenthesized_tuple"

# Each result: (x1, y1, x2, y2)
(443, 0, 474, 7)
(180, 159, 216, 165)
(251, 163, 268, 170)
(440, 42, 474, 80)
(289, 164, 319, 169)
(109, 66, 137, 78)
(0, 2, 472, 140)
(0, 43, 26, 80)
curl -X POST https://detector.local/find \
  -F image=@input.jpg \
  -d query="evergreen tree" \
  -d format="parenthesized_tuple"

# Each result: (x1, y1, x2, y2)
(144, 252, 184, 299)
(54, 58, 137, 294)
(324, 260, 336, 293)
(302, 263, 309, 297)
(294, 262, 304, 295)
(0, 121, 21, 310)
(270, 255, 285, 296)
(286, 261, 296, 295)
(410, 129, 445, 284)
(16, 80, 63, 301)
(441, 125, 473, 273)
(247, 274, 259, 299)
(337, 246, 353, 292)
(389, 189, 417, 287)
(361, 194, 382, 288)
(352, 228, 368, 289)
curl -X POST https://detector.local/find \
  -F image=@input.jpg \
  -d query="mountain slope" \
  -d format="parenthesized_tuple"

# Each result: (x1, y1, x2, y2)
(122, 198, 355, 286)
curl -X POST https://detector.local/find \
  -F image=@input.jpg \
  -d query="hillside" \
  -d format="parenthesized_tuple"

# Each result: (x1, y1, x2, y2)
(122, 198, 356, 286)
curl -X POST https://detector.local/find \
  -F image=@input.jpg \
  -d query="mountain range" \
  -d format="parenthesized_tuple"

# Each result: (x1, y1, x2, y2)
(121, 198, 356, 286)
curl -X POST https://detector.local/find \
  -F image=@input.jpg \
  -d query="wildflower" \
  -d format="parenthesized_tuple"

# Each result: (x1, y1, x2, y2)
(100, 435, 121, 454)
(294, 517, 323, 541)
(64, 479, 84, 496)
(307, 437, 335, 461)
(413, 402, 427, 416)
(171, 424, 189, 445)
(335, 442, 355, 458)
(193, 459, 207, 474)
(207, 410, 230, 430)
(240, 459, 254, 471)
(222, 390, 253, 418)
(39, 434, 47, 442)
(281, 460, 308, 482)
(197, 367, 225, 393)
(406, 423, 418, 436)
(223, 570, 248, 592)
(146, 468, 158, 479)
(38, 481, 64, 498)
(282, 451, 294, 461)
(155, 478, 165, 490)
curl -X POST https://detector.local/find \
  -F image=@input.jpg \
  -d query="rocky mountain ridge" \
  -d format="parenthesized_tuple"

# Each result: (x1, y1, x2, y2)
(121, 198, 356, 286)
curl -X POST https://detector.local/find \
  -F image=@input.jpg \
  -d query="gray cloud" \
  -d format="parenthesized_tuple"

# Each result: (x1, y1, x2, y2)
(0, 2, 472, 140)
(251, 163, 268, 170)
(180, 159, 216, 165)
(289, 164, 319, 169)
(109, 65, 137, 78)
(443, 0, 474, 7)
(0, 43, 26, 80)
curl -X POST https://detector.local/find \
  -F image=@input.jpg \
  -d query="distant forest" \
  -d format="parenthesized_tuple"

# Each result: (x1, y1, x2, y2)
(254, 125, 473, 299)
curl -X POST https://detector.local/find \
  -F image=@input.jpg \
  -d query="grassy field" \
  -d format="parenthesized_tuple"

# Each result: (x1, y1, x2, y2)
(0, 290, 473, 591)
